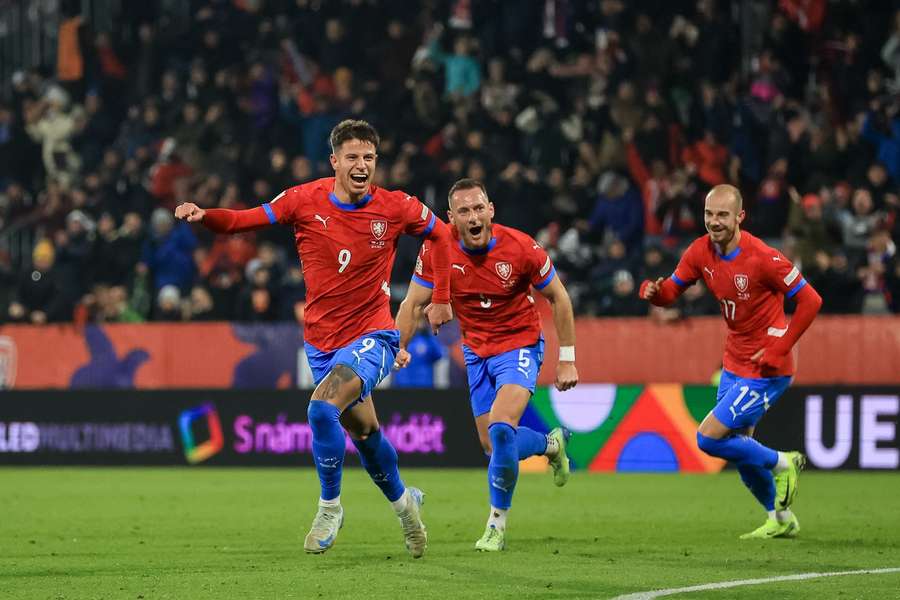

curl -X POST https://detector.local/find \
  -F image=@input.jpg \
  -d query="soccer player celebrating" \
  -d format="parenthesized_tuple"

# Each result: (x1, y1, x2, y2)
(395, 179, 578, 552)
(639, 184, 822, 539)
(174, 120, 453, 558)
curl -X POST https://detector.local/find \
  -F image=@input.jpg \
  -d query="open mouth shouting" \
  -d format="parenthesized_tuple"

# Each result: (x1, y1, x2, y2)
(349, 172, 369, 190)
(467, 223, 485, 244)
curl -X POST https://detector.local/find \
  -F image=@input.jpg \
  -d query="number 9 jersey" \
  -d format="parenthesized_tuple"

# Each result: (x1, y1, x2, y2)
(264, 177, 440, 351)
(414, 223, 557, 358)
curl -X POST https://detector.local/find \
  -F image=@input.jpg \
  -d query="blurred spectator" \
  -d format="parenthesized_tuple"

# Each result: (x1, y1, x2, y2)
(8, 239, 71, 323)
(155, 284, 183, 321)
(601, 270, 647, 317)
(394, 322, 446, 388)
(139, 208, 197, 293)
(587, 172, 644, 254)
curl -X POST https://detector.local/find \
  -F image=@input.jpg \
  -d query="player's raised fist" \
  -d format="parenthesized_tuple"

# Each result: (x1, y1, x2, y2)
(423, 302, 453, 335)
(639, 277, 664, 300)
(393, 348, 411, 370)
(175, 202, 206, 222)
(555, 362, 578, 392)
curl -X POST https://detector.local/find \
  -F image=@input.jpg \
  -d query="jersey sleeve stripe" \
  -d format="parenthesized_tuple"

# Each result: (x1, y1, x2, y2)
(411, 274, 434, 289)
(539, 256, 552, 277)
(421, 212, 436, 236)
(534, 266, 557, 290)
(787, 278, 807, 298)
(262, 203, 277, 224)
(671, 273, 688, 287)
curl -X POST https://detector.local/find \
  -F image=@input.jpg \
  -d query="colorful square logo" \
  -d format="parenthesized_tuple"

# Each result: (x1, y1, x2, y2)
(179, 403, 224, 464)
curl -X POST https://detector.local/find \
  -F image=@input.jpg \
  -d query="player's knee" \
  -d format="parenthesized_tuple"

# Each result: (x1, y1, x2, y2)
(307, 400, 340, 427)
(696, 432, 720, 456)
(349, 426, 379, 442)
(478, 435, 492, 456)
(488, 422, 516, 452)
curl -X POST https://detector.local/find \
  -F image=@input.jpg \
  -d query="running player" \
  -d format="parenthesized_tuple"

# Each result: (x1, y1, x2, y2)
(395, 178, 578, 552)
(175, 120, 453, 558)
(639, 184, 822, 539)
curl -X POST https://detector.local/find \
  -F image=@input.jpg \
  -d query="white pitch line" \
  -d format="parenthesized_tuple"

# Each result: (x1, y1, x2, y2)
(610, 567, 900, 600)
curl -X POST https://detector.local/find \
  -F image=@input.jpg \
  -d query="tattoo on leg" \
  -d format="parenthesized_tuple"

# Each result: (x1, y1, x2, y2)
(315, 365, 358, 400)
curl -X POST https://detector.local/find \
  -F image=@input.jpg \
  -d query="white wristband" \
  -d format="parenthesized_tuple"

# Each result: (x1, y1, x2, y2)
(559, 346, 575, 362)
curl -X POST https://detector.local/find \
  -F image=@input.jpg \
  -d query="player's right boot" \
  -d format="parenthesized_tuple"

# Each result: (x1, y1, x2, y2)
(397, 487, 427, 558)
(475, 524, 506, 552)
(304, 502, 344, 554)
(776, 512, 801, 538)
(546, 427, 571, 487)
(774, 451, 806, 511)
(739, 518, 791, 540)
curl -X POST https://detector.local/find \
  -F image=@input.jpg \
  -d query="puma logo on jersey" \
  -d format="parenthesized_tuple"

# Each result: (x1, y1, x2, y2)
(704, 267, 715, 278)
(772, 256, 782, 261)
(452, 264, 467, 275)
(314, 214, 331, 229)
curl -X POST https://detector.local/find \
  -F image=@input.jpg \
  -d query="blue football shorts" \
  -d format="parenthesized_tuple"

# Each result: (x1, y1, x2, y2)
(304, 329, 400, 408)
(462, 337, 545, 417)
(712, 368, 792, 430)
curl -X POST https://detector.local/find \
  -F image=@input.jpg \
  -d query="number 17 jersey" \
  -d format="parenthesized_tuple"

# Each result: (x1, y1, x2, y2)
(671, 231, 808, 378)
(264, 177, 439, 351)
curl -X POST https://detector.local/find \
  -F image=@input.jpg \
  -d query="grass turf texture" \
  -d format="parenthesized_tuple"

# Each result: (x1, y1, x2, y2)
(2, 468, 899, 599)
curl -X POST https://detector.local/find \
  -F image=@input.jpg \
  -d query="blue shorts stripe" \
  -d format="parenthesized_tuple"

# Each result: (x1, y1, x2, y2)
(411, 274, 433, 289)
(534, 267, 556, 290)
(787, 278, 807, 298)
(262, 203, 277, 224)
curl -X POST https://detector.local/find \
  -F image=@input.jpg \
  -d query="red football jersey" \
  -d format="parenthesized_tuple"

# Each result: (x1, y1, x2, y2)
(265, 177, 439, 351)
(415, 223, 556, 358)
(672, 231, 808, 378)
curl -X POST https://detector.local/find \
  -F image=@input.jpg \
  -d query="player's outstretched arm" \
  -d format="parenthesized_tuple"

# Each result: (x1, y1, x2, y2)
(421, 219, 453, 333)
(752, 282, 823, 375)
(638, 276, 687, 307)
(394, 281, 434, 369)
(174, 203, 272, 234)
(537, 276, 578, 392)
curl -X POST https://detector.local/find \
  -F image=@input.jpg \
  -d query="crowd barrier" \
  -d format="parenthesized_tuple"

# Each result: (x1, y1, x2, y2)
(2, 386, 896, 471)
(1, 316, 899, 389)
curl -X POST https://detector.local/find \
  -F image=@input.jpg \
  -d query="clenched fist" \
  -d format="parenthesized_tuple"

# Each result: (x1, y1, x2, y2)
(175, 203, 206, 222)
(640, 277, 664, 300)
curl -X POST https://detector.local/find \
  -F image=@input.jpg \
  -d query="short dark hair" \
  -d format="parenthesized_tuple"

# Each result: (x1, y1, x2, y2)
(448, 178, 488, 207)
(329, 119, 380, 153)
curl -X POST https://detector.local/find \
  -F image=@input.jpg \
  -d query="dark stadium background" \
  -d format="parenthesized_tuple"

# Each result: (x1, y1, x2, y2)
(0, 2, 899, 598)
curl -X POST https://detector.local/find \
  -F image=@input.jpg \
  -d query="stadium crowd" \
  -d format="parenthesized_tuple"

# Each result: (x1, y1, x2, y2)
(1, 0, 899, 324)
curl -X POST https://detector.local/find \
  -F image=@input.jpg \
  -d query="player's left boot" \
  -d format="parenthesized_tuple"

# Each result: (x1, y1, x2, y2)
(739, 518, 791, 540)
(303, 503, 344, 554)
(475, 525, 506, 552)
(776, 513, 800, 538)
(397, 487, 427, 558)
(774, 451, 806, 511)
(546, 427, 571, 487)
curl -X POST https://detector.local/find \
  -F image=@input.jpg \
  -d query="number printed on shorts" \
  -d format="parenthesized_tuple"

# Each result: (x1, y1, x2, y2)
(516, 349, 532, 378)
(338, 248, 352, 273)
(351, 337, 376, 363)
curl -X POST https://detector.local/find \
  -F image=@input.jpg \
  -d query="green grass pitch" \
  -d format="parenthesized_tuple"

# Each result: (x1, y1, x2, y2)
(2, 468, 899, 599)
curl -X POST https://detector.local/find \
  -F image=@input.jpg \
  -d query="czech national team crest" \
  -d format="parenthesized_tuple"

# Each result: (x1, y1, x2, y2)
(495, 262, 512, 280)
(370, 219, 387, 240)
(734, 273, 749, 293)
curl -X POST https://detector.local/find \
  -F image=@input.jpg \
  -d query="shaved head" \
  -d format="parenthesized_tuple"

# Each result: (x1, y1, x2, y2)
(704, 184, 745, 251)
(706, 184, 743, 212)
